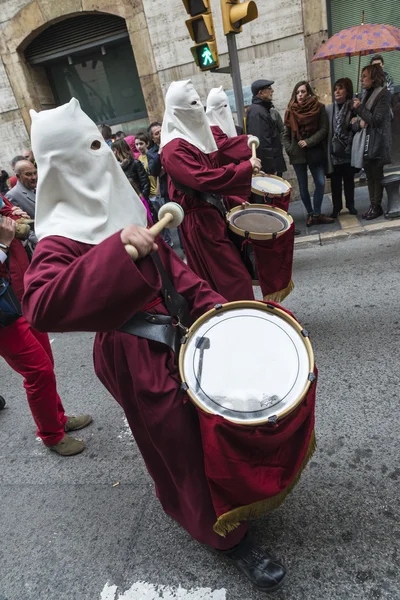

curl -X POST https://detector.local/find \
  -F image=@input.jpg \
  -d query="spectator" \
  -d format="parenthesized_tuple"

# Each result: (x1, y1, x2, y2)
(0, 200, 92, 455)
(6, 160, 37, 218)
(22, 148, 35, 165)
(98, 123, 113, 147)
(135, 132, 173, 246)
(124, 135, 140, 159)
(111, 138, 150, 201)
(370, 55, 395, 95)
(246, 79, 287, 176)
(326, 78, 357, 217)
(0, 168, 9, 195)
(353, 64, 392, 220)
(283, 81, 333, 226)
(9, 155, 25, 189)
(114, 130, 126, 140)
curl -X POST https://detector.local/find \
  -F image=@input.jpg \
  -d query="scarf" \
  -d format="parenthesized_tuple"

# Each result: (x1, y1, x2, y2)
(284, 96, 321, 141)
(333, 99, 352, 146)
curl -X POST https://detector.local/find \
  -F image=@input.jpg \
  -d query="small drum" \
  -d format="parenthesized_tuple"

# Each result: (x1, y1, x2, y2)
(179, 301, 317, 536)
(251, 174, 292, 212)
(180, 301, 314, 425)
(227, 205, 295, 302)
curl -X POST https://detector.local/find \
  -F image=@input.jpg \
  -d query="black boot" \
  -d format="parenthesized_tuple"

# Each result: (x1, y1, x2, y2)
(221, 534, 286, 592)
(346, 205, 358, 215)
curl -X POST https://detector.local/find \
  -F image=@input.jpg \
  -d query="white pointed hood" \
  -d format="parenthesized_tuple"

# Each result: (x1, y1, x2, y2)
(206, 86, 237, 138)
(30, 98, 147, 244)
(160, 79, 217, 154)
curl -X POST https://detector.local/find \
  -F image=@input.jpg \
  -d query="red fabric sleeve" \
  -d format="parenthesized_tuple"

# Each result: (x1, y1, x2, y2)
(211, 128, 252, 166)
(162, 139, 253, 198)
(22, 232, 162, 333)
(156, 241, 227, 321)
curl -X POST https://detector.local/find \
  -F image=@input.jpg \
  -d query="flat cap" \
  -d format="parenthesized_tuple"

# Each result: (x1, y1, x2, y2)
(251, 79, 274, 95)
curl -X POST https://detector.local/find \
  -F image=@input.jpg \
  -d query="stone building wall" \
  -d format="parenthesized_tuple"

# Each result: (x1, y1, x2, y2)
(0, 0, 330, 177)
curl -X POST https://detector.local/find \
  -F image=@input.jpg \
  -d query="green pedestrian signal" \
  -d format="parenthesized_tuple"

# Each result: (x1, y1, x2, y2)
(182, 0, 219, 71)
(194, 43, 218, 70)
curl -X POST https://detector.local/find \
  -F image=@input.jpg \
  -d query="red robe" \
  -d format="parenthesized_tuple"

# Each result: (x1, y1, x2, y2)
(161, 138, 254, 301)
(22, 232, 247, 550)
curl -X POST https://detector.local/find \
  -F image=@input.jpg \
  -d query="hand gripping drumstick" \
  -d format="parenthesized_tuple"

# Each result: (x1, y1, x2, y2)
(125, 202, 184, 261)
(247, 135, 260, 174)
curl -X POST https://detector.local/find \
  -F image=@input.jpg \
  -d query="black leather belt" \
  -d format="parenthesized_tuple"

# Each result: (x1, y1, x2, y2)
(172, 178, 227, 218)
(119, 311, 179, 354)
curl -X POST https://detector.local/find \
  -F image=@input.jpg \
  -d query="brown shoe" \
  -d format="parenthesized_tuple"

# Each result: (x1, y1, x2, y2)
(306, 214, 314, 227)
(49, 435, 86, 456)
(313, 214, 335, 225)
(365, 206, 383, 220)
(65, 414, 92, 432)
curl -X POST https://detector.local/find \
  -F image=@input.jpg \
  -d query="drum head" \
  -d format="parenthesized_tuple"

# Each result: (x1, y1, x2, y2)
(230, 208, 287, 234)
(180, 302, 313, 425)
(252, 175, 290, 196)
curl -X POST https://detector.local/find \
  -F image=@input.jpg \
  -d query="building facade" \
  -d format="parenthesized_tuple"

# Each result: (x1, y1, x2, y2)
(0, 0, 398, 167)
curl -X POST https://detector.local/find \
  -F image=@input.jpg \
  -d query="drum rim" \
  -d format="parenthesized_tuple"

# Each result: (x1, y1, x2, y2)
(179, 300, 314, 426)
(227, 204, 293, 240)
(251, 173, 292, 198)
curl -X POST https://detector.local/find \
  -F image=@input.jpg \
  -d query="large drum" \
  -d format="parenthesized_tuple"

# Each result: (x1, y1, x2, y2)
(179, 301, 317, 535)
(251, 174, 292, 212)
(227, 204, 295, 302)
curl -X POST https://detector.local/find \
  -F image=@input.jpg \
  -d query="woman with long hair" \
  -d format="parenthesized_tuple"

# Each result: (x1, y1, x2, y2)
(353, 64, 392, 220)
(111, 139, 152, 222)
(283, 81, 333, 226)
(326, 78, 357, 217)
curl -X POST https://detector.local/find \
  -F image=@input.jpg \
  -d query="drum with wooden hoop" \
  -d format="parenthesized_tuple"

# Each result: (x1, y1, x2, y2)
(251, 174, 292, 212)
(179, 300, 317, 536)
(226, 204, 295, 302)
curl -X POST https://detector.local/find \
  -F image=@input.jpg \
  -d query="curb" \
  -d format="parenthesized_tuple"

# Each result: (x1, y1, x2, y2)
(294, 210, 400, 249)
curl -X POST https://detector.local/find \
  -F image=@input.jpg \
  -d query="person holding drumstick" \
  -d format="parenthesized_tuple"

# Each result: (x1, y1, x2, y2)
(22, 99, 286, 592)
(161, 80, 261, 302)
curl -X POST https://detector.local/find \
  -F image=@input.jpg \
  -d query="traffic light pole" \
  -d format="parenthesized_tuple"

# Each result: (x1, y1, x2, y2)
(226, 32, 244, 129)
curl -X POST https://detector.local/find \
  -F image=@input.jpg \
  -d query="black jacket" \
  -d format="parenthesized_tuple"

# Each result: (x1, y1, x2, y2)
(355, 88, 392, 165)
(246, 97, 287, 174)
(121, 158, 150, 199)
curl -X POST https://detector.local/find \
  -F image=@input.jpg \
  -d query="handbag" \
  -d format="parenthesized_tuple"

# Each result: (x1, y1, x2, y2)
(364, 127, 383, 161)
(0, 277, 22, 328)
(331, 136, 348, 158)
(305, 143, 326, 166)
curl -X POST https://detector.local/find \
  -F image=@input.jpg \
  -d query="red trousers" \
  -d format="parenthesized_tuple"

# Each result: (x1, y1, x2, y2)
(0, 317, 67, 446)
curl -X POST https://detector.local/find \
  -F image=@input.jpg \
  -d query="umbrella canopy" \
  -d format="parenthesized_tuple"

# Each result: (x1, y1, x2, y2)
(312, 23, 400, 62)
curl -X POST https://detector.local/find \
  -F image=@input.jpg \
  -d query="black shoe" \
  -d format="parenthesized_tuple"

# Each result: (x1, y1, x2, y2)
(294, 229, 301, 236)
(330, 211, 339, 219)
(347, 206, 358, 215)
(365, 205, 383, 220)
(222, 535, 286, 592)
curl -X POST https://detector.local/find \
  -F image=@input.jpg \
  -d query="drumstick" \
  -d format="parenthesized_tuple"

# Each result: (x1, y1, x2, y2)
(125, 202, 184, 261)
(247, 135, 260, 174)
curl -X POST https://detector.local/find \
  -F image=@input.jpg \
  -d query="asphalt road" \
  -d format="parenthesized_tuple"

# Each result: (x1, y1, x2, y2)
(1, 230, 400, 600)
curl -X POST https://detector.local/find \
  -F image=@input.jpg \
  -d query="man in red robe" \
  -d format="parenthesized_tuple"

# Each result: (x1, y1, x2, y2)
(0, 196, 92, 455)
(22, 98, 286, 592)
(160, 80, 261, 302)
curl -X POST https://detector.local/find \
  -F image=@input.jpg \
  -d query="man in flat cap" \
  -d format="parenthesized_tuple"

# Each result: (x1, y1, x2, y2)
(246, 79, 286, 176)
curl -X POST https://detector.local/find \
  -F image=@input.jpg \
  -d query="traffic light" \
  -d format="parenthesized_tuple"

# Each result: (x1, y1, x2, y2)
(220, 0, 258, 35)
(182, 0, 219, 71)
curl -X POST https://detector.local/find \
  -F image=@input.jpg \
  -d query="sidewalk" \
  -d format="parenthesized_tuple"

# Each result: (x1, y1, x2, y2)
(289, 173, 400, 248)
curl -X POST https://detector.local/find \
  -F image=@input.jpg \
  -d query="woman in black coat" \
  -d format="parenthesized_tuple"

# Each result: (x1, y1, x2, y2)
(111, 139, 150, 200)
(353, 64, 392, 220)
(326, 78, 357, 217)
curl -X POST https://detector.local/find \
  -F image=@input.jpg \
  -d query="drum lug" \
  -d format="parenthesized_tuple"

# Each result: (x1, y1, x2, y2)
(181, 382, 189, 392)
(301, 329, 309, 337)
(308, 372, 316, 382)
(181, 335, 187, 345)
(214, 303, 223, 310)
(266, 303, 275, 309)
(268, 415, 278, 425)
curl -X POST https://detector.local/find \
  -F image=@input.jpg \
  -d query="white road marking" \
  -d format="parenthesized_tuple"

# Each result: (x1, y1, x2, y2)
(100, 581, 227, 600)
(50, 338, 55, 344)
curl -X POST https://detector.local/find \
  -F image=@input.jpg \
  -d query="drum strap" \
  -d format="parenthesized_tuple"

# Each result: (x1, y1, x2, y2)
(118, 252, 192, 357)
(171, 178, 227, 219)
